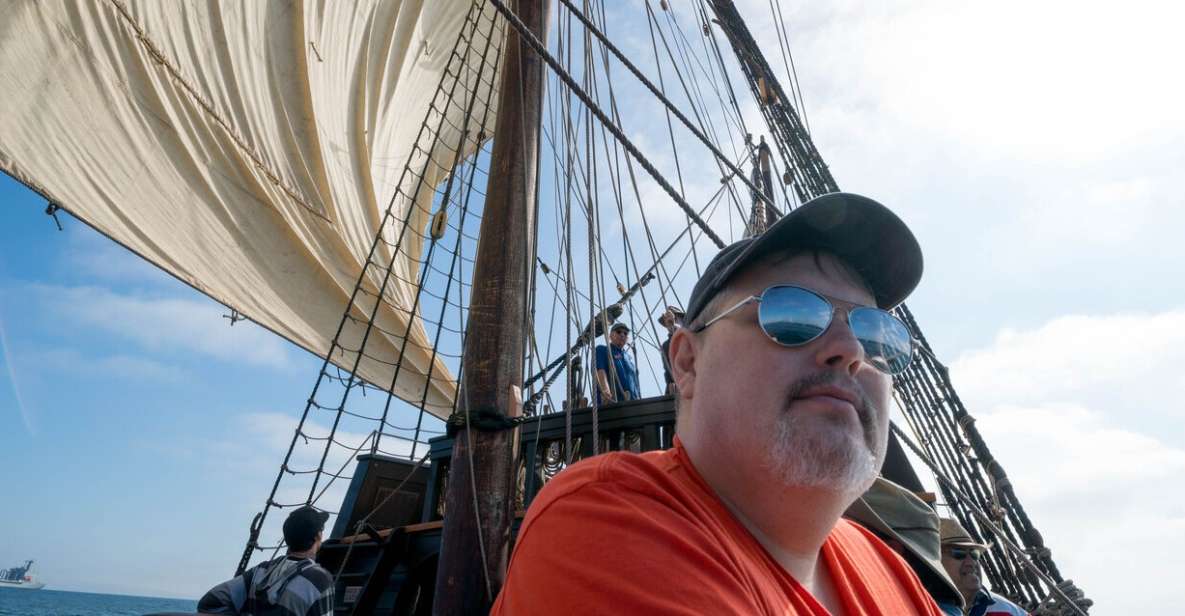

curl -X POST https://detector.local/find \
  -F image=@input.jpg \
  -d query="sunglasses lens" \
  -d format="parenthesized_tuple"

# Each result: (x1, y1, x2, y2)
(755, 287, 915, 375)
(849, 307, 914, 375)
(954, 548, 982, 561)
(757, 286, 833, 346)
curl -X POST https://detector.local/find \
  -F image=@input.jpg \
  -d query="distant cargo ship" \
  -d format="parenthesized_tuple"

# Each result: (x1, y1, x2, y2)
(0, 560, 45, 590)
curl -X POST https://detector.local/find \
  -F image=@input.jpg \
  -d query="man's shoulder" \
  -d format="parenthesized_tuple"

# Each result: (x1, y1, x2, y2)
(517, 447, 705, 543)
(244, 556, 278, 578)
(300, 562, 333, 591)
(278, 560, 334, 612)
(983, 590, 1028, 615)
(529, 448, 677, 507)
(825, 520, 945, 613)
(827, 518, 900, 565)
(496, 448, 773, 614)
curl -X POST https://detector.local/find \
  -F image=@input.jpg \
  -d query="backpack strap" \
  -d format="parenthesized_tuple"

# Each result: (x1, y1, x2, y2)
(242, 557, 315, 615)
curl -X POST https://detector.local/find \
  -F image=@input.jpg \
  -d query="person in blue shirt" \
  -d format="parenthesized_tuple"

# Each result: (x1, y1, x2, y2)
(594, 322, 640, 404)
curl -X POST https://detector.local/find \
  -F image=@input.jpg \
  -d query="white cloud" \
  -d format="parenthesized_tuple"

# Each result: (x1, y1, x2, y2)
(750, 0, 1185, 164)
(948, 310, 1185, 613)
(977, 403, 1185, 499)
(953, 310, 1185, 437)
(32, 348, 188, 384)
(61, 225, 169, 286)
(33, 284, 292, 369)
(198, 408, 425, 562)
(729, 0, 1185, 320)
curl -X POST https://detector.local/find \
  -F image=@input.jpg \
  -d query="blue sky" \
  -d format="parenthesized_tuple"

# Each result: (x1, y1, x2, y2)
(0, 182, 330, 597)
(3, 0, 1185, 611)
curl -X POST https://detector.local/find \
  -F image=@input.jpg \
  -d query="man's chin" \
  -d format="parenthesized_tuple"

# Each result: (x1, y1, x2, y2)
(766, 424, 877, 493)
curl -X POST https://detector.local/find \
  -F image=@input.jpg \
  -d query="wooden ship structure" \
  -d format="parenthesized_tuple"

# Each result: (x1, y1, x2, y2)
(0, 0, 1088, 614)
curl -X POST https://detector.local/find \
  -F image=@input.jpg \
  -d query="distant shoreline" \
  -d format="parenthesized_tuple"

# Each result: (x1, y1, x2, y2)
(0, 586, 197, 603)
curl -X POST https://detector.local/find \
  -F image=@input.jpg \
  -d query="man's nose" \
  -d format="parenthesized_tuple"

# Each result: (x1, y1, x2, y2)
(813, 312, 866, 376)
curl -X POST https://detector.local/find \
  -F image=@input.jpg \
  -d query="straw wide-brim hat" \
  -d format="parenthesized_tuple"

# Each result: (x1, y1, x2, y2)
(846, 478, 962, 608)
(939, 517, 992, 551)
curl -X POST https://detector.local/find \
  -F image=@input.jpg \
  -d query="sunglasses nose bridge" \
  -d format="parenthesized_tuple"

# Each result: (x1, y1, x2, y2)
(810, 304, 869, 375)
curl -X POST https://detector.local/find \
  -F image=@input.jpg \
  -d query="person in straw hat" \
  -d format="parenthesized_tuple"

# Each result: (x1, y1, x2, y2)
(939, 517, 1028, 615)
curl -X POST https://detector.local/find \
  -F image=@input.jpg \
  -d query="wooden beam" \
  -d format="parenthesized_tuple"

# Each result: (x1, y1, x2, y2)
(432, 0, 550, 613)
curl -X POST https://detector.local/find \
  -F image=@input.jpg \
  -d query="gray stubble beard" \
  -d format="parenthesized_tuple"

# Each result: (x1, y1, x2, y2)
(765, 372, 886, 494)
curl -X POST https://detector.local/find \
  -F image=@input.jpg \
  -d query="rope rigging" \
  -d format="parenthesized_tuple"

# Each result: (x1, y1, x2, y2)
(223, 2, 1086, 612)
(697, 0, 1081, 607)
(236, 3, 498, 574)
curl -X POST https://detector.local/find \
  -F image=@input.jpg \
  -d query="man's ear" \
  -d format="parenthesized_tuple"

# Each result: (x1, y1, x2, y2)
(668, 327, 697, 400)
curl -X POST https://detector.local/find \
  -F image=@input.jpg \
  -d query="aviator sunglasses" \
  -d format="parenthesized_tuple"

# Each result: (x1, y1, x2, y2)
(690, 285, 918, 375)
(946, 547, 984, 562)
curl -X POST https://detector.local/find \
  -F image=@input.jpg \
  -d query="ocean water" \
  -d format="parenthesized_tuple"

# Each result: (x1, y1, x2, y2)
(0, 588, 196, 616)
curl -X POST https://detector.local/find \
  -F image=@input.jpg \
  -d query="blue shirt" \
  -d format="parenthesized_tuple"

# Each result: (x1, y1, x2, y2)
(969, 589, 1029, 616)
(594, 343, 640, 404)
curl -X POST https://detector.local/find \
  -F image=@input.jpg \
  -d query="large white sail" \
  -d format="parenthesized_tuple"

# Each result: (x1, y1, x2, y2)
(0, 1, 497, 417)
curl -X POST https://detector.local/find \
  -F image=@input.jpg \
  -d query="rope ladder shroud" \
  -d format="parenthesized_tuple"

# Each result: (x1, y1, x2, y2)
(235, 2, 501, 575)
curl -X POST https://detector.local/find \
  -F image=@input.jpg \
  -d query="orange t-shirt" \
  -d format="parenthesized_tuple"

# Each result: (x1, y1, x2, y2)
(491, 438, 944, 615)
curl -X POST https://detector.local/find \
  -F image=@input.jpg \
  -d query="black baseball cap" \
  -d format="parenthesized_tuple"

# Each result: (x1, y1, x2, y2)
(683, 193, 922, 325)
(610, 322, 630, 333)
(283, 505, 330, 551)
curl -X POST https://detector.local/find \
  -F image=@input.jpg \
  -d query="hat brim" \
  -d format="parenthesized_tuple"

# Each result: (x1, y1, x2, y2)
(845, 487, 962, 609)
(692, 193, 922, 316)
(943, 539, 992, 551)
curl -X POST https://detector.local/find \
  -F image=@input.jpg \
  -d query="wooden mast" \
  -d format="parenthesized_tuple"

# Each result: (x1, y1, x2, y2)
(432, 0, 550, 613)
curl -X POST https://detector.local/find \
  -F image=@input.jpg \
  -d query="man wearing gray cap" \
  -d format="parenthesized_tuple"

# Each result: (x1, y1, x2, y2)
(494, 194, 942, 614)
(199, 505, 334, 616)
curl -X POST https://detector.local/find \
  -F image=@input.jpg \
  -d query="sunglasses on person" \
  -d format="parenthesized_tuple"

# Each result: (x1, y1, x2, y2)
(689, 284, 918, 375)
(946, 547, 984, 561)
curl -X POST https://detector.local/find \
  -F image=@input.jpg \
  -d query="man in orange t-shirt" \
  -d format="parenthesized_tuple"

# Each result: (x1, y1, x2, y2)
(493, 193, 943, 615)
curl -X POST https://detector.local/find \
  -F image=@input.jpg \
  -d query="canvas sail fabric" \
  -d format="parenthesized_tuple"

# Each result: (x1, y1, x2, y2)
(0, 0, 498, 418)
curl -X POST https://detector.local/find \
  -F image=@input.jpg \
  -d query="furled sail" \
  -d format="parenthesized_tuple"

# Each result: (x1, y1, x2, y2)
(0, 0, 496, 417)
